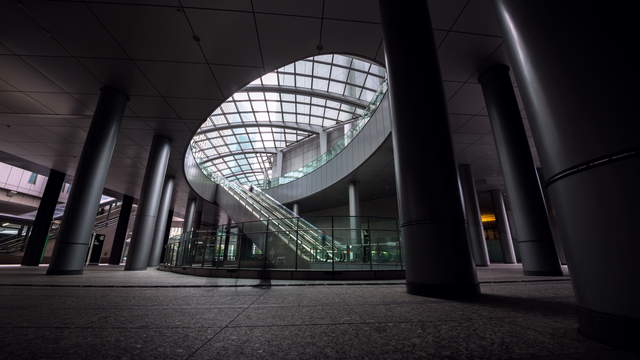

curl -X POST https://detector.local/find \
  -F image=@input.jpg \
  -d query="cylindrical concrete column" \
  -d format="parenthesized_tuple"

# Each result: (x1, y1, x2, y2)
(536, 167, 567, 265)
(319, 131, 328, 154)
(495, 0, 640, 347)
(348, 182, 360, 218)
(159, 207, 174, 264)
(182, 197, 197, 235)
(348, 182, 361, 260)
(124, 135, 171, 271)
(148, 176, 174, 267)
(490, 190, 516, 264)
(108, 194, 133, 265)
(478, 65, 562, 276)
(22, 169, 65, 266)
(47, 87, 128, 275)
(379, 0, 478, 298)
(192, 198, 203, 233)
(292, 203, 299, 216)
(273, 151, 283, 178)
(458, 164, 490, 267)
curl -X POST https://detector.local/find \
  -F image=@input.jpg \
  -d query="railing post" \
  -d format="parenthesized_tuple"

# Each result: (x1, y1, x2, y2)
(397, 219, 403, 271)
(368, 217, 373, 271)
(331, 216, 335, 272)
(295, 217, 299, 271)
(201, 232, 206, 267)
(211, 229, 217, 268)
(264, 219, 270, 269)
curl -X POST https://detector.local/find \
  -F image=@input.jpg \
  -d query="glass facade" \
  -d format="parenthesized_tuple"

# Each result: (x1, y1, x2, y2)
(190, 54, 386, 186)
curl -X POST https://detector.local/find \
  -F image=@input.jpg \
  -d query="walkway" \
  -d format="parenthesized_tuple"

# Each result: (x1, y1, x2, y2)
(0, 265, 634, 359)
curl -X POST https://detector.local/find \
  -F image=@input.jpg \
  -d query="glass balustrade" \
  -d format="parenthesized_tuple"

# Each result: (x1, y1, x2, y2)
(164, 216, 402, 272)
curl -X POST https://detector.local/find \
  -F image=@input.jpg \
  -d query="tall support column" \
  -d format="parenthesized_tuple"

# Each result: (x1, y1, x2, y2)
(379, 0, 478, 298)
(192, 198, 203, 233)
(319, 130, 328, 154)
(124, 135, 171, 271)
(182, 197, 197, 234)
(108, 194, 133, 265)
(273, 151, 283, 178)
(479, 64, 562, 276)
(495, 0, 640, 347)
(148, 176, 174, 267)
(458, 164, 490, 267)
(292, 203, 299, 216)
(490, 190, 516, 264)
(159, 207, 174, 264)
(47, 87, 128, 275)
(22, 169, 65, 266)
(536, 167, 567, 265)
(348, 182, 363, 262)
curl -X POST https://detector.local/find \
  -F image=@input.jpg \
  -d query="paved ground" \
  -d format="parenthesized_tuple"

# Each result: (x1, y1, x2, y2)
(0, 264, 636, 359)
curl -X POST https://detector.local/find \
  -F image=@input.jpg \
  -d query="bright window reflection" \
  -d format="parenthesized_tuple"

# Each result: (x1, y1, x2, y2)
(191, 54, 386, 186)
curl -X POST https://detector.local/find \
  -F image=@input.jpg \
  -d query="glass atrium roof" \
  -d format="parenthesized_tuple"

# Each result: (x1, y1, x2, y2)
(190, 54, 386, 186)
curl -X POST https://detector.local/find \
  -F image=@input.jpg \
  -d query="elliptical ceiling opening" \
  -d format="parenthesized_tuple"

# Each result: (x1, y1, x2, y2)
(190, 54, 386, 186)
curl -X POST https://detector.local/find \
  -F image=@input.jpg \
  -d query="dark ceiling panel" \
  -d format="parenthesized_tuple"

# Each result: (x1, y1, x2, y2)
(80, 58, 159, 96)
(447, 83, 485, 115)
(438, 32, 502, 82)
(0, 92, 53, 114)
(26, 93, 91, 115)
(181, 0, 252, 11)
(165, 98, 218, 120)
(137, 61, 222, 99)
(90, 3, 203, 62)
(323, 0, 380, 23)
(255, 14, 320, 70)
(210, 65, 264, 98)
(23, 57, 102, 94)
(186, 8, 262, 67)
(427, 0, 469, 29)
(321, 20, 381, 61)
(456, 115, 491, 135)
(0, 1, 67, 56)
(23, 0, 127, 59)
(127, 96, 178, 118)
(453, 0, 502, 36)
(254, 0, 322, 17)
(0, 56, 63, 92)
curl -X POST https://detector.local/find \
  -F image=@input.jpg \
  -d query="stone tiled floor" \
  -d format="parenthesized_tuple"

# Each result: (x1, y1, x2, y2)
(0, 265, 636, 359)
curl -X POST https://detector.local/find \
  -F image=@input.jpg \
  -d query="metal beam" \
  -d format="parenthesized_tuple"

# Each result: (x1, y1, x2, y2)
(195, 121, 322, 137)
(243, 85, 369, 109)
(198, 150, 278, 165)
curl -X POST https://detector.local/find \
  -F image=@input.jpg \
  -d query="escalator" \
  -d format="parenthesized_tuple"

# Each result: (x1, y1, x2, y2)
(206, 172, 336, 269)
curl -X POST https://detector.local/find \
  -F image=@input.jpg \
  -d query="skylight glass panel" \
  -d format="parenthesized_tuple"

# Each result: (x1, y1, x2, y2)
(190, 54, 386, 186)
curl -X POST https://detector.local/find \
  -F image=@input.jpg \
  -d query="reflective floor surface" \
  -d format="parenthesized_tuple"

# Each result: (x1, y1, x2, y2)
(0, 264, 635, 359)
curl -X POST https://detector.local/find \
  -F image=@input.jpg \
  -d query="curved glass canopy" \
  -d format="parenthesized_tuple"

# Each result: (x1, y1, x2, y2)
(190, 54, 386, 186)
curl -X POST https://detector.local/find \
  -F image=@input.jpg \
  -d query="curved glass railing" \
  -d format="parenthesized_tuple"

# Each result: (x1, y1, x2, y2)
(163, 216, 402, 271)
(262, 80, 388, 189)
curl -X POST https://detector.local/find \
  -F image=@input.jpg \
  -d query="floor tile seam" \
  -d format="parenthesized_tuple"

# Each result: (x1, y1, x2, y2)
(0, 279, 571, 289)
(183, 286, 270, 360)
(0, 282, 405, 288)
(223, 315, 520, 329)
(3, 305, 254, 310)
(0, 325, 225, 330)
(247, 301, 448, 308)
